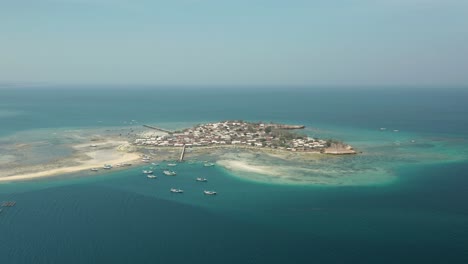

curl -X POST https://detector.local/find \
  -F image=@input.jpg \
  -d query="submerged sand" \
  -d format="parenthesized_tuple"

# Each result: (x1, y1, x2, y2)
(214, 150, 396, 186)
(0, 139, 140, 182)
(3, 125, 446, 186)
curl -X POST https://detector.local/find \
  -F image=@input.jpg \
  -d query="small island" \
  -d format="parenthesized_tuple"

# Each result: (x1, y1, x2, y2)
(0, 120, 357, 183)
(135, 120, 356, 155)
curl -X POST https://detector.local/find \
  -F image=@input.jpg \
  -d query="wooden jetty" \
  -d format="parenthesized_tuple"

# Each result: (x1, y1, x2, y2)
(142, 125, 172, 133)
(1, 201, 16, 207)
(179, 144, 186, 162)
(269, 124, 305, 130)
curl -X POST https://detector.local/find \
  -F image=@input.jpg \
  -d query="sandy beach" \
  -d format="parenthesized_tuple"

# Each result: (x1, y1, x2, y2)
(0, 140, 141, 182)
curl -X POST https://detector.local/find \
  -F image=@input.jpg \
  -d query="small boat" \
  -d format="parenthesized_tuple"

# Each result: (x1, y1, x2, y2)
(167, 163, 177, 167)
(151, 163, 159, 166)
(123, 163, 132, 167)
(103, 164, 112, 169)
(142, 159, 151, 163)
(170, 188, 183, 193)
(90, 168, 99, 172)
(203, 163, 215, 167)
(393, 130, 399, 132)
(90, 144, 98, 147)
(196, 177, 208, 182)
(142, 170, 153, 174)
(147, 175, 157, 179)
(203, 190, 217, 195)
(379, 128, 387, 131)
(163, 170, 177, 176)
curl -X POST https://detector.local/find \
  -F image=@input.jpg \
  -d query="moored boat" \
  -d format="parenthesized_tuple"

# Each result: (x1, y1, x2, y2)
(163, 170, 177, 176)
(167, 163, 177, 167)
(203, 190, 217, 195)
(196, 177, 208, 182)
(170, 188, 183, 193)
(142, 170, 153, 174)
(203, 163, 215, 167)
(90, 168, 99, 172)
(147, 174, 157, 179)
(103, 164, 112, 169)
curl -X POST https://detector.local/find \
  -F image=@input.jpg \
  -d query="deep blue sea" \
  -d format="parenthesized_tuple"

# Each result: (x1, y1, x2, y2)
(1, 87, 468, 263)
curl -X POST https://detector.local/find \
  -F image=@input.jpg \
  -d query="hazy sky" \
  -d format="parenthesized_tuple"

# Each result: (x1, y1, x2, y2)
(1, 0, 467, 86)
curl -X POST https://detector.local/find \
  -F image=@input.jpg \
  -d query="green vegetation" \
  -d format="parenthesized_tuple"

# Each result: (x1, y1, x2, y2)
(325, 139, 344, 147)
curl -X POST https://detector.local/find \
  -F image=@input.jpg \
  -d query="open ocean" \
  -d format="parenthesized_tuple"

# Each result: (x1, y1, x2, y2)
(1, 87, 468, 263)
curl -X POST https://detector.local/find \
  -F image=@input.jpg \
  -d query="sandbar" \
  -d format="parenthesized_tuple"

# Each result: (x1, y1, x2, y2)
(0, 140, 140, 182)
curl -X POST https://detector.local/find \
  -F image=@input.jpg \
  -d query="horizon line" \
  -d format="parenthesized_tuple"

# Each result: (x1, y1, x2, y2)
(1, 82, 467, 90)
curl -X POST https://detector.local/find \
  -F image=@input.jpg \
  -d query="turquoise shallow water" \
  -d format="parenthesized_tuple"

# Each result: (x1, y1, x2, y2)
(1, 87, 468, 263)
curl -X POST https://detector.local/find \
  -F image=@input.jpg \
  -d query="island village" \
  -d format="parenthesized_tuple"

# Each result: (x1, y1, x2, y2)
(133, 121, 356, 154)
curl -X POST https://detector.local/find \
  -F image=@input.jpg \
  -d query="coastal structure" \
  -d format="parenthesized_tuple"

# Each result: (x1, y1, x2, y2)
(179, 144, 186, 162)
(134, 121, 356, 154)
(1, 201, 16, 207)
(142, 124, 172, 134)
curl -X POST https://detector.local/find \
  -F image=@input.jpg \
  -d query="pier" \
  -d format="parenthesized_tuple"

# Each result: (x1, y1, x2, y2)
(1, 201, 16, 207)
(269, 124, 305, 130)
(143, 125, 172, 133)
(179, 144, 186, 162)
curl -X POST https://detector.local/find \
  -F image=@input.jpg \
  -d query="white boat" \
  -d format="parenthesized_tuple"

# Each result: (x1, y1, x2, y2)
(151, 163, 159, 166)
(163, 170, 177, 176)
(203, 190, 217, 195)
(103, 165, 112, 169)
(167, 163, 177, 167)
(170, 188, 183, 193)
(147, 175, 157, 179)
(90, 144, 98, 147)
(142, 170, 153, 174)
(90, 168, 99, 172)
(379, 128, 387, 131)
(203, 163, 215, 167)
(196, 177, 208, 182)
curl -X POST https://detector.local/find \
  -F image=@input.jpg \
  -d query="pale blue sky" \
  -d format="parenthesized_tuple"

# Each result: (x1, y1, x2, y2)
(1, 0, 467, 86)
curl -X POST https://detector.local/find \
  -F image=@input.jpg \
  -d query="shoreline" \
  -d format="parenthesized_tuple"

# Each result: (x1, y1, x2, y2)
(0, 141, 350, 183)
(0, 123, 357, 183)
(0, 139, 141, 183)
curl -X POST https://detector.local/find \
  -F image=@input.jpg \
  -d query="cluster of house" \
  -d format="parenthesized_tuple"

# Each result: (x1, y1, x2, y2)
(133, 121, 330, 152)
